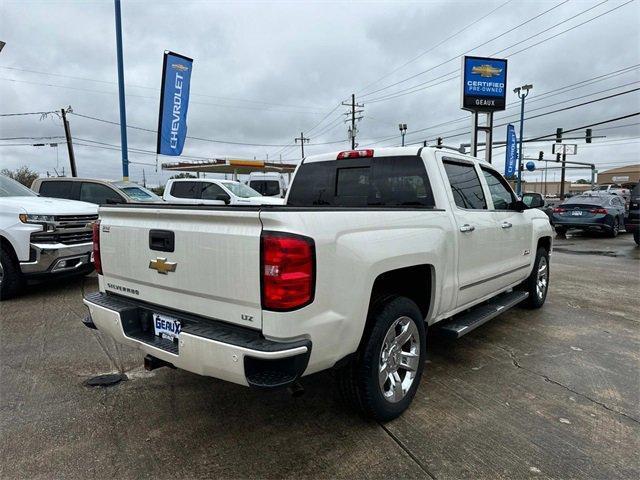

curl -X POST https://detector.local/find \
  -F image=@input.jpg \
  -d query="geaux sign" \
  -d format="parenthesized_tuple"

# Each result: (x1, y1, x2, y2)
(157, 51, 193, 156)
(461, 56, 507, 112)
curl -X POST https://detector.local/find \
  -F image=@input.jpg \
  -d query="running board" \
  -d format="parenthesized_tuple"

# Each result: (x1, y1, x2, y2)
(434, 290, 529, 339)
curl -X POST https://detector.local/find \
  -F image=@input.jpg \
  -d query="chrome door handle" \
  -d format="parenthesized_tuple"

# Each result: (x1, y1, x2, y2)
(501, 222, 513, 229)
(460, 224, 475, 232)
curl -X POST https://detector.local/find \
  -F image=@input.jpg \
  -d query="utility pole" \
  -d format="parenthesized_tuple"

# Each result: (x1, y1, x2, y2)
(294, 132, 309, 159)
(60, 106, 77, 177)
(342, 94, 364, 149)
(114, 0, 129, 181)
(514, 84, 533, 196)
(399, 123, 407, 146)
(142, 169, 147, 187)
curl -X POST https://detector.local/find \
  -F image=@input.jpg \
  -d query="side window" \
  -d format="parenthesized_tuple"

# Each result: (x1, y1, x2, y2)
(170, 181, 202, 199)
(442, 160, 487, 209)
(481, 168, 517, 210)
(79, 182, 123, 205)
(200, 183, 226, 200)
(38, 181, 74, 199)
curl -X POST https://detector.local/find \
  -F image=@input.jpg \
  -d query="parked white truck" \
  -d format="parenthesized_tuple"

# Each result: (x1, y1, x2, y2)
(83, 147, 552, 420)
(162, 178, 283, 205)
(0, 175, 97, 299)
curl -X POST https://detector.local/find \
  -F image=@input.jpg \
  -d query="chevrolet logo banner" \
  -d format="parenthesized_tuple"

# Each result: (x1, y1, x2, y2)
(157, 51, 193, 156)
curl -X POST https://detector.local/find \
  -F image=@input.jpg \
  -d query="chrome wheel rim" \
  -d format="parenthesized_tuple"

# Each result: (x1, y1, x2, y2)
(536, 256, 548, 300)
(378, 316, 420, 403)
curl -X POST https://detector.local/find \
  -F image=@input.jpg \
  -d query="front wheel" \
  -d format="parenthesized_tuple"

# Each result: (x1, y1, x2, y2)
(336, 296, 426, 422)
(520, 247, 550, 309)
(0, 247, 23, 300)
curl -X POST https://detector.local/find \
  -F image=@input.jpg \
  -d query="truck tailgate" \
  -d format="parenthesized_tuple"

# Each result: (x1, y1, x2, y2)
(98, 206, 263, 329)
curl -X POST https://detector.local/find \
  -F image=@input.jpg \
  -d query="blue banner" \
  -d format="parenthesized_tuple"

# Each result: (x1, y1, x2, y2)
(157, 51, 193, 156)
(505, 124, 518, 178)
(461, 56, 507, 111)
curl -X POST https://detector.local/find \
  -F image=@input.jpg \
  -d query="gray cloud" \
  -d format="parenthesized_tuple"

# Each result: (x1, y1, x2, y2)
(1, 0, 638, 186)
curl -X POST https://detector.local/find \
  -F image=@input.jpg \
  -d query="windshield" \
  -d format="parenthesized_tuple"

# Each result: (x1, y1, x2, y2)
(223, 182, 262, 198)
(116, 185, 162, 202)
(0, 175, 38, 197)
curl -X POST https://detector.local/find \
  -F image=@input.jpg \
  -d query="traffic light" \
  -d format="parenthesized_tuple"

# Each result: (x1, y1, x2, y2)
(436, 137, 443, 146)
(586, 128, 592, 143)
(538, 151, 544, 160)
(556, 128, 563, 143)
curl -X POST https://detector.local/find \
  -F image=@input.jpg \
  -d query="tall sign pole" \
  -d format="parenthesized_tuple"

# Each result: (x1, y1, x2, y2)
(60, 107, 77, 177)
(114, 0, 129, 181)
(461, 56, 508, 165)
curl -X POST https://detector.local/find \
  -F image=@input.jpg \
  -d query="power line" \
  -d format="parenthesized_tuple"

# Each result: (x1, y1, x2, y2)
(0, 76, 327, 115)
(0, 65, 323, 110)
(357, 0, 515, 94)
(359, 0, 573, 98)
(0, 110, 59, 117)
(363, 0, 631, 103)
(0, 135, 65, 140)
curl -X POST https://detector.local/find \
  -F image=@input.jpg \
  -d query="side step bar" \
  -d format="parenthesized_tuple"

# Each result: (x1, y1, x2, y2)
(434, 290, 529, 339)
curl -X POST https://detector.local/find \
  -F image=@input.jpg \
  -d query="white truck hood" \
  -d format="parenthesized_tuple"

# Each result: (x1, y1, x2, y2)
(0, 196, 98, 215)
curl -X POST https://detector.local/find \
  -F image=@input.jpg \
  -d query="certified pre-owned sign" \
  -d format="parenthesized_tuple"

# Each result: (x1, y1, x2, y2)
(461, 56, 508, 112)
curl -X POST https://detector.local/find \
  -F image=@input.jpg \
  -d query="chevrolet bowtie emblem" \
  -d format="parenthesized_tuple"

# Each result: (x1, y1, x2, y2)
(471, 64, 502, 77)
(149, 257, 177, 274)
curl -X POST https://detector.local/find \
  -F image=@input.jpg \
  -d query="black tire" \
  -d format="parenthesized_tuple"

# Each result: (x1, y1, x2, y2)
(520, 247, 550, 309)
(634, 231, 639, 246)
(0, 246, 23, 300)
(335, 296, 426, 422)
(607, 218, 619, 238)
(555, 226, 567, 236)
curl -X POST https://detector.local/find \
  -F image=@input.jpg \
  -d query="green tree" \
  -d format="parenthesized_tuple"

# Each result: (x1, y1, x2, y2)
(575, 179, 590, 184)
(170, 172, 196, 179)
(1, 166, 39, 188)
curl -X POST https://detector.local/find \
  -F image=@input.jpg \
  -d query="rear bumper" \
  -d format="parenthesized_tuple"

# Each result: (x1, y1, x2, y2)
(553, 220, 610, 230)
(19, 241, 93, 276)
(83, 292, 311, 388)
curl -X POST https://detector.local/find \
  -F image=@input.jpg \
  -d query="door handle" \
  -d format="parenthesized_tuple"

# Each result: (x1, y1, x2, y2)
(501, 222, 513, 229)
(460, 224, 475, 232)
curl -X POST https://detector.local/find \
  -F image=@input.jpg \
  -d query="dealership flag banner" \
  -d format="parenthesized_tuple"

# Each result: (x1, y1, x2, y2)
(157, 51, 193, 156)
(505, 124, 518, 178)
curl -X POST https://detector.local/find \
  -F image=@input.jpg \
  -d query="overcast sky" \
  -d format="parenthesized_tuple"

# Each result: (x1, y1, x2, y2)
(1, 0, 639, 186)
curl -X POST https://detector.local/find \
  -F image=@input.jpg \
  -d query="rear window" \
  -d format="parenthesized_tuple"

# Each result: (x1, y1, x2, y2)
(39, 180, 74, 199)
(563, 195, 606, 206)
(287, 156, 434, 207)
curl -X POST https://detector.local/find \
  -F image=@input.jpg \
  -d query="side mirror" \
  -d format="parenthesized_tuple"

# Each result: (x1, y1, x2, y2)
(215, 194, 231, 205)
(514, 200, 528, 212)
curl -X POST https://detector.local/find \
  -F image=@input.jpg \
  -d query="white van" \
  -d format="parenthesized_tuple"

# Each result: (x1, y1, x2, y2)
(246, 172, 288, 198)
(162, 178, 283, 205)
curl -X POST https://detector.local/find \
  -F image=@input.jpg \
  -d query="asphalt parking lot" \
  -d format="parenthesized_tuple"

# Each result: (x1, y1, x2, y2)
(1, 232, 638, 480)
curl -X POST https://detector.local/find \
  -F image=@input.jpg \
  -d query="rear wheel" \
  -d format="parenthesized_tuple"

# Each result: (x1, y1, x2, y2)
(607, 218, 619, 238)
(0, 246, 23, 300)
(336, 296, 426, 422)
(520, 247, 549, 309)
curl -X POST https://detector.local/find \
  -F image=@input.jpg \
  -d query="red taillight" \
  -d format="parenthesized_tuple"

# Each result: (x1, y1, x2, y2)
(336, 149, 374, 159)
(590, 208, 607, 214)
(261, 232, 315, 311)
(92, 220, 102, 275)
(553, 207, 565, 213)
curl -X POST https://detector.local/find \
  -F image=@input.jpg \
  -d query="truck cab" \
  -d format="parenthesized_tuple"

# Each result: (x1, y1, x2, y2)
(246, 172, 288, 198)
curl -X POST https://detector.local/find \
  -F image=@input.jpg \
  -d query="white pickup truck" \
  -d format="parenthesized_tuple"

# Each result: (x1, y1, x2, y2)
(1, 175, 98, 299)
(162, 178, 283, 205)
(83, 147, 553, 420)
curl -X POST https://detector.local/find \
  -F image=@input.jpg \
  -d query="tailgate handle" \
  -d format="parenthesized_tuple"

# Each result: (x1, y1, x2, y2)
(149, 230, 175, 252)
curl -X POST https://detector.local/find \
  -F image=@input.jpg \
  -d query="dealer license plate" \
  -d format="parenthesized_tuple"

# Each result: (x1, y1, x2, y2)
(571, 211, 583, 216)
(152, 313, 181, 341)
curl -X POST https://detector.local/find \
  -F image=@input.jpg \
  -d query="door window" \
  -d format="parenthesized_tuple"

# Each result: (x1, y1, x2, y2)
(442, 160, 487, 210)
(170, 181, 202, 199)
(39, 181, 75, 200)
(79, 182, 123, 204)
(200, 183, 227, 200)
(481, 168, 517, 210)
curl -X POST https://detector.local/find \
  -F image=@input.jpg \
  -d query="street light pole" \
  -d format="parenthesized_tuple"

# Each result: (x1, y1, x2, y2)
(514, 84, 533, 196)
(399, 123, 407, 147)
(114, 0, 129, 181)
